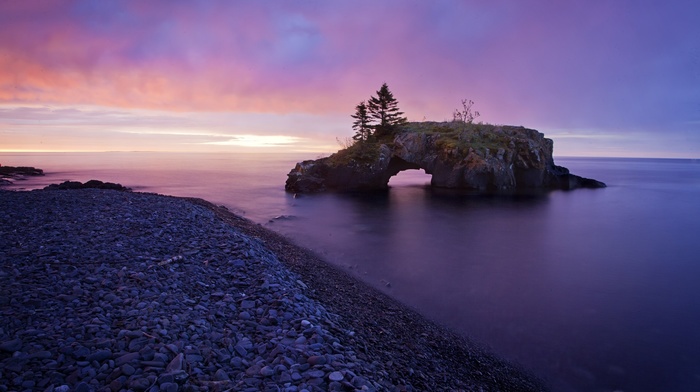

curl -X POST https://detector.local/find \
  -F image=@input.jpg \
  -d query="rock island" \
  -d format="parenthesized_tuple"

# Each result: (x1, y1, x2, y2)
(286, 122, 605, 193)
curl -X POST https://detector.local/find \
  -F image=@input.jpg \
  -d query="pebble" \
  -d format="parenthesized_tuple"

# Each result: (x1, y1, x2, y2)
(160, 382, 178, 392)
(0, 339, 22, 352)
(329, 371, 344, 382)
(87, 349, 112, 363)
(306, 369, 325, 378)
(165, 353, 183, 372)
(115, 352, 140, 366)
(0, 190, 390, 391)
(121, 363, 136, 376)
(260, 365, 275, 377)
(214, 368, 230, 381)
(129, 377, 152, 391)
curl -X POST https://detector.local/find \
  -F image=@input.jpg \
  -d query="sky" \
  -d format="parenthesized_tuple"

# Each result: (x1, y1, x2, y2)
(0, 0, 698, 157)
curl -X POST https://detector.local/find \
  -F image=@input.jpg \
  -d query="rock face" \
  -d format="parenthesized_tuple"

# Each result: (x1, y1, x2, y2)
(44, 180, 131, 191)
(286, 123, 606, 193)
(0, 165, 44, 186)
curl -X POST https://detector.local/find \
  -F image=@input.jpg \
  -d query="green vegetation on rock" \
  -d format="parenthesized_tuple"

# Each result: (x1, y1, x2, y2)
(331, 120, 521, 167)
(326, 140, 382, 167)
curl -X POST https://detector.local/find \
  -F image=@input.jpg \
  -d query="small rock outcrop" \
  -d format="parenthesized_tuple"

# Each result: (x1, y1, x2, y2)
(286, 122, 605, 193)
(44, 180, 131, 191)
(0, 165, 44, 186)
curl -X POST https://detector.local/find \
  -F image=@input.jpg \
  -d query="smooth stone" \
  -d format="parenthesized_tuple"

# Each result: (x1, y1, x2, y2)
(114, 352, 140, 366)
(140, 360, 166, 368)
(328, 371, 344, 382)
(28, 350, 52, 359)
(87, 349, 112, 363)
(109, 379, 124, 392)
(214, 369, 230, 381)
(0, 338, 22, 352)
(260, 366, 275, 377)
(160, 382, 178, 392)
(307, 356, 327, 366)
(279, 372, 292, 382)
(121, 363, 136, 376)
(74, 382, 90, 392)
(73, 346, 90, 359)
(234, 345, 247, 357)
(104, 293, 117, 302)
(129, 377, 152, 391)
(158, 373, 175, 385)
(306, 369, 325, 378)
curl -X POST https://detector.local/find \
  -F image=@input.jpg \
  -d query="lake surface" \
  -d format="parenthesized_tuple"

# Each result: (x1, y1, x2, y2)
(2, 152, 700, 391)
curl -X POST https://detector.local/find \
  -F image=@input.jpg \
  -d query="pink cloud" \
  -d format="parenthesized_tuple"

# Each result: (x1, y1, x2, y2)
(0, 1, 697, 136)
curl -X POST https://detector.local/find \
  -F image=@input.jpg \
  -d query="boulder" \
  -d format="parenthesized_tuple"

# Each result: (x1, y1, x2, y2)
(44, 180, 131, 191)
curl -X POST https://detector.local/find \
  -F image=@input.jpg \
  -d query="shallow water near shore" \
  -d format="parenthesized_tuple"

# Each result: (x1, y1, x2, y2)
(3, 152, 700, 391)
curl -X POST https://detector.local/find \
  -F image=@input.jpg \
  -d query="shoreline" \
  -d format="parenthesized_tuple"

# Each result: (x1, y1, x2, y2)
(0, 188, 545, 391)
(185, 196, 545, 391)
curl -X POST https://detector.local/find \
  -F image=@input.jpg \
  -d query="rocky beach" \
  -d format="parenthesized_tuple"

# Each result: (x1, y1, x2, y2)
(0, 188, 544, 392)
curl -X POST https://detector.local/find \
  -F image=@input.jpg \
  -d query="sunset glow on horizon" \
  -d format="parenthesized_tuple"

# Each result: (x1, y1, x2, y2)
(1, 1, 698, 157)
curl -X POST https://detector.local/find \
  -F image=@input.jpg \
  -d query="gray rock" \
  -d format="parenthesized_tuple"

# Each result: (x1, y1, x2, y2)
(114, 352, 140, 366)
(109, 379, 124, 391)
(306, 369, 325, 378)
(328, 371, 344, 382)
(165, 353, 184, 372)
(129, 377, 152, 391)
(73, 346, 91, 359)
(213, 368, 230, 381)
(28, 350, 52, 359)
(74, 382, 90, 392)
(159, 382, 178, 392)
(121, 364, 136, 376)
(260, 366, 275, 377)
(87, 349, 112, 363)
(307, 355, 327, 366)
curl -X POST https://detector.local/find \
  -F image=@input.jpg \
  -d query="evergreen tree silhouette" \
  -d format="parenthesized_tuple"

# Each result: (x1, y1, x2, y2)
(367, 83, 407, 137)
(351, 101, 372, 142)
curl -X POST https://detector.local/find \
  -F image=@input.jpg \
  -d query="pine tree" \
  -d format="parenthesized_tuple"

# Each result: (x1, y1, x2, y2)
(351, 101, 372, 142)
(367, 83, 407, 137)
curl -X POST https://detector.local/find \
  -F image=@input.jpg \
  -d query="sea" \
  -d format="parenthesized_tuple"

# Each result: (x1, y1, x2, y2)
(2, 151, 699, 392)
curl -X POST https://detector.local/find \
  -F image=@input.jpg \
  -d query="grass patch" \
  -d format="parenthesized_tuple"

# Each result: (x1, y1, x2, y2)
(326, 141, 382, 167)
(325, 121, 534, 165)
(398, 122, 520, 156)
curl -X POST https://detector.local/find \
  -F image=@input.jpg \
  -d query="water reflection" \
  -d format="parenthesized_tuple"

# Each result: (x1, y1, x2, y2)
(278, 163, 700, 392)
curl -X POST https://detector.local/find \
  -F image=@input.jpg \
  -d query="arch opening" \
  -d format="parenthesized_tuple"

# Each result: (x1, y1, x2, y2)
(388, 168, 433, 187)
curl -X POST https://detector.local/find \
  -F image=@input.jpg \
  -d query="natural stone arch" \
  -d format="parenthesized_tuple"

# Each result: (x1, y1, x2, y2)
(285, 123, 606, 193)
(386, 156, 422, 178)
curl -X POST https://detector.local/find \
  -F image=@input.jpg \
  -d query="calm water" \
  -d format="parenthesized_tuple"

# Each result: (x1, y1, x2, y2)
(2, 152, 700, 392)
